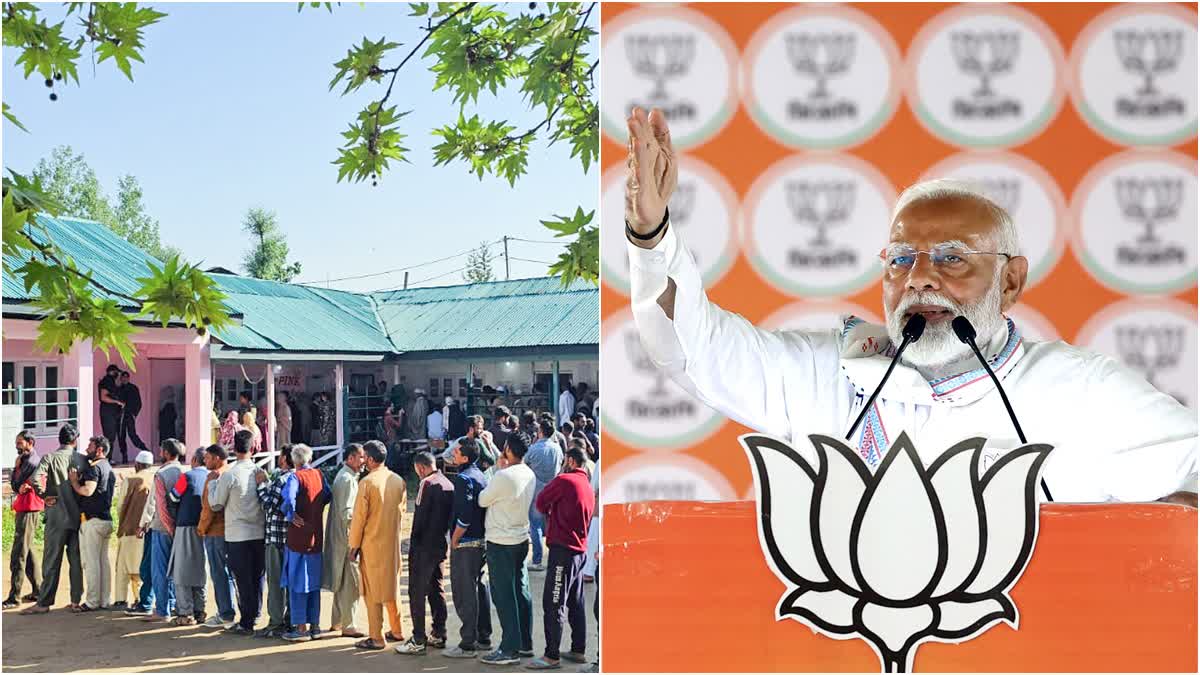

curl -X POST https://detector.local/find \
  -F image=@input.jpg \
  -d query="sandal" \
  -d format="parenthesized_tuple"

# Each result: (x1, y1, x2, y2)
(385, 631, 404, 642)
(341, 629, 365, 638)
(21, 593, 39, 603)
(355, 638, 386, 650)
(18, 605, 48, 615)
(73, 604, 96, 613)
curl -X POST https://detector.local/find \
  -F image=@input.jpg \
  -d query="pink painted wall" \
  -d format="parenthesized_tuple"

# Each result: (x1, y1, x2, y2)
(91, 343, 189, 460)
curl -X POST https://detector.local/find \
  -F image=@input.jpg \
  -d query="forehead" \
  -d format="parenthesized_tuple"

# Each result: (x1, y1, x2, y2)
(889, 196, 996, 247)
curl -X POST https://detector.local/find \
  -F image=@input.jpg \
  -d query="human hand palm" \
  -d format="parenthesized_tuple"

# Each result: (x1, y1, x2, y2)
(624, 107, 678, 232)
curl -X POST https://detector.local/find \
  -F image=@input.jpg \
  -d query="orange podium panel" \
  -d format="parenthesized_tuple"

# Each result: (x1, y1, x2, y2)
(601, 501, 1198, 672)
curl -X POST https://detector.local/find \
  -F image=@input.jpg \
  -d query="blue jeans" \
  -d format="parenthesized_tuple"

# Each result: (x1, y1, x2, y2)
(136, 532, 154, 612)
(150, 529, 176, 617)
(289, 589, 320, 627)
(529, 510, 546, 565)
(203, 535, 237, 621)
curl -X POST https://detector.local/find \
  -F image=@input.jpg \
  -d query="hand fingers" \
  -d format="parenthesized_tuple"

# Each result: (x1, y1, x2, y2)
(648, 108, 674, 154)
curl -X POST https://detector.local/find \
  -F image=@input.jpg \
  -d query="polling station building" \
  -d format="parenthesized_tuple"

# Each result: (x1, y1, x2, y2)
(1, 215, 599, 465)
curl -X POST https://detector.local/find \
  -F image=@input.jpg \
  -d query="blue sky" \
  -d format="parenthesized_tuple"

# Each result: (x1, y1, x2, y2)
(2, 2, 597, 292)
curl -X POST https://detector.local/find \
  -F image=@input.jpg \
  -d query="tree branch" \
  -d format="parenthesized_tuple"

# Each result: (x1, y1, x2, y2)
(18, 229, 143, 306)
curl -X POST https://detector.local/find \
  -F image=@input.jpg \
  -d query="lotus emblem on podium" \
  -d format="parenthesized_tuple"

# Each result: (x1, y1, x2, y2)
(741, 432, 1052, 673)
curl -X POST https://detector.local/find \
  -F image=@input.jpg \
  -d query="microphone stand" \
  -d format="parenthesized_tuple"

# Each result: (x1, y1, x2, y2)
(845, 314, 926, 441)
(953, 316, 1054, 502)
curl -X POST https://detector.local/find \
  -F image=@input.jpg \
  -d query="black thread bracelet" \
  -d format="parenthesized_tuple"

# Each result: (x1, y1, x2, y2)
(625, 206, 670, 243)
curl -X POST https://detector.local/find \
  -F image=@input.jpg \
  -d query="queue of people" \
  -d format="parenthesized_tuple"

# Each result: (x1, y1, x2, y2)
(6, 404, 599, 670)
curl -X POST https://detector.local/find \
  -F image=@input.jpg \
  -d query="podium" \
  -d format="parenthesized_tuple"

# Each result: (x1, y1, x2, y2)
(601, 501, 1198, 672)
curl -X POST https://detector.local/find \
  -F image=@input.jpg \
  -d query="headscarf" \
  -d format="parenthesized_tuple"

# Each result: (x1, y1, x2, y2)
(218, 410, 242, 447)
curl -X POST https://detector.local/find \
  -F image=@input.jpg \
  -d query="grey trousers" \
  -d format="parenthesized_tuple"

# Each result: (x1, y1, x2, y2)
(175, 584, 207, 619)
(330, 557, 361, 630)
(449, 545, 492, 650)
(264, 543, 289, 629)
(38, 524, 81, 607)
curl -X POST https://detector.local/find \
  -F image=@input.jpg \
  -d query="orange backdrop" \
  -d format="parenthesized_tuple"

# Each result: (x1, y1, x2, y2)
(599, 2, 1199, 504)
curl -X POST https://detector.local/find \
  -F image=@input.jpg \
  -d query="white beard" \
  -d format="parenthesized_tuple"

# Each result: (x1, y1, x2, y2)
(885, 274, 1006, 370)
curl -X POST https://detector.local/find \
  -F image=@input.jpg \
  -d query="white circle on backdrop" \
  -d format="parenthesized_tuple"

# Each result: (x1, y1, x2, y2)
(602, 453, 737, 504)
(920, 151, 1068, 289)
(1069, 4, 1198, 147)
(906, 4, 1066, 148)
(1004, 302, 1061, 343)
(600, 155, 739, 296)
(741, 153, 895, 298)
(1076, 298, 1196, 409)
(600, 6, 739, 150)
(740, 4, 902, 149)
(600, 308, 726, 451)
(1070, 149, 1197, 295)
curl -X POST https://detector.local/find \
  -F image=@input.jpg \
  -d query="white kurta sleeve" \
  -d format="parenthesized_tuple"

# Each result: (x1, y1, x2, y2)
(1080, 355, 1198, 502)
(628, 223, 842, 440)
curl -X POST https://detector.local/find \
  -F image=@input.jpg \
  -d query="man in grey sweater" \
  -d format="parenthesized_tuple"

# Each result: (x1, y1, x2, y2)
(209, 430, 266, 634)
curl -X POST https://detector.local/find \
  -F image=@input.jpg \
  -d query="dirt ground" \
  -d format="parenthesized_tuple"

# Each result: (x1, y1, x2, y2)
(0, 499, 598, 673)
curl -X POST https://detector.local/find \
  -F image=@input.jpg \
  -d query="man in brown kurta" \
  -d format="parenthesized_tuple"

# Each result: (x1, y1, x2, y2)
(348, 440, 408, 650)
(113, 452, 154, 607)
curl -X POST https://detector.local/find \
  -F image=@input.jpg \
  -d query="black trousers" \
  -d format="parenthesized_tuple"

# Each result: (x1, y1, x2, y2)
(100, 410, 121, 450)
(408, 548, 448, 643)
(227, 539, 265, 630)
(542, 544, 587, 660)
(38, 523, 81, 607)
(117, 412, 149, 462)
(8, 511, 42, 600)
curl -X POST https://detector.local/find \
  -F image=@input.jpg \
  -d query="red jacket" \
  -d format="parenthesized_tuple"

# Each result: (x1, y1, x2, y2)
(11, 456, 44, 513)
(534, 468, 594, 553)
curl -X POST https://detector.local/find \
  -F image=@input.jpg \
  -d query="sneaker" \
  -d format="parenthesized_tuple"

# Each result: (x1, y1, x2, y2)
(111, 601, 128, 609)
(141, 613, 169, 623)
(282, 629, 311, 642)
(528, 563, 546, 572)
(394, 638, 427, 655)
(427, 636, 447, 649)
(474, 640, 493, 651)
(309, 628, 322, 640)
(124, 607, 152, 617)
(519, 649, 536, 658)
(227, 624, 255, 636)
(442, 646, 477, 659)
(2, 598, 19, 609)
(202, 615, 228, 628)
(479, 650, 521, 665)
(171, 616, 196, 626)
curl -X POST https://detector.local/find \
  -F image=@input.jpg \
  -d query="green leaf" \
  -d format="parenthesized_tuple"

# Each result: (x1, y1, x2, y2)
(3, 103, 28, 132)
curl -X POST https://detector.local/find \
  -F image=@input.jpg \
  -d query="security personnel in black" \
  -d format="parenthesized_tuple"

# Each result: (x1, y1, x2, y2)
(116, 371, 149, 464)
(97, 365, 123, 453)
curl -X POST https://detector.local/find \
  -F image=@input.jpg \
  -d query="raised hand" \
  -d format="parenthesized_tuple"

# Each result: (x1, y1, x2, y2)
(624, 106, 678, 245)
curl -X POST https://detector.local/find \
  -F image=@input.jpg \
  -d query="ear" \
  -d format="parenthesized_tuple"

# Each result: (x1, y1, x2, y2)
(999, 255, 1028, 313)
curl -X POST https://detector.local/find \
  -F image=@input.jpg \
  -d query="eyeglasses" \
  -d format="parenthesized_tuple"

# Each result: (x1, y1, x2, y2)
(878, 244, 1012, 276)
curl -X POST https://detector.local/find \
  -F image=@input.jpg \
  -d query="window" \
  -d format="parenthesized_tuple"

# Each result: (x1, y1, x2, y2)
(458, 378, 467, 398)
(2, 362, 14, 404)
(22, 366, 36, 428)
(443, 378, 452, 398)
(227, 379, 238, 403)
(429, 378, 440, 398)
(2, 361, 75, 433)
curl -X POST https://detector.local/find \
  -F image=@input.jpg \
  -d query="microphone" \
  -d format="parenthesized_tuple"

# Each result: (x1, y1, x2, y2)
(844, 314, 926, 441)
(951, 315, 1053, 502)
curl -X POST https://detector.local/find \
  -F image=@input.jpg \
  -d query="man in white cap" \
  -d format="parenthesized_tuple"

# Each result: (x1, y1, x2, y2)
(113, 450, 155, 608)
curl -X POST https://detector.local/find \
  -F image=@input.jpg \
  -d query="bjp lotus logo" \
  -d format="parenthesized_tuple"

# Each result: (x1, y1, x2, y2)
(741, 432, 1052, 673)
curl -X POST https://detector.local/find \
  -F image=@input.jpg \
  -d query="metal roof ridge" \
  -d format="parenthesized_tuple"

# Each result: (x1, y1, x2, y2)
(365, 292, 403, 355)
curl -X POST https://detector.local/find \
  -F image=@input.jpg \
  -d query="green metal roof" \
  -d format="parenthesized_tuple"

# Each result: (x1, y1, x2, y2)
(209, 274, 396, 353)
(2, 214, 161, 309)
(371, 276, 599, 353)
(4, 215, 599, 357)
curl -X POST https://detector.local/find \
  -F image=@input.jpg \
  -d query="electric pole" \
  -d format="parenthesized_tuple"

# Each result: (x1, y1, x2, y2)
(503, 235, 510, 280)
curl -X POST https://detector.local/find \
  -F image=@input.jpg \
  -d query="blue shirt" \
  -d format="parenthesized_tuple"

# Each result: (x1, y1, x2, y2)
(525, 438, 563, 498)
(452, 463, 489, 543)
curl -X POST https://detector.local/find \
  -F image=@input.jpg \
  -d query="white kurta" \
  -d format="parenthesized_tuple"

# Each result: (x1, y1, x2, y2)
(629, 224, 1198, 503)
